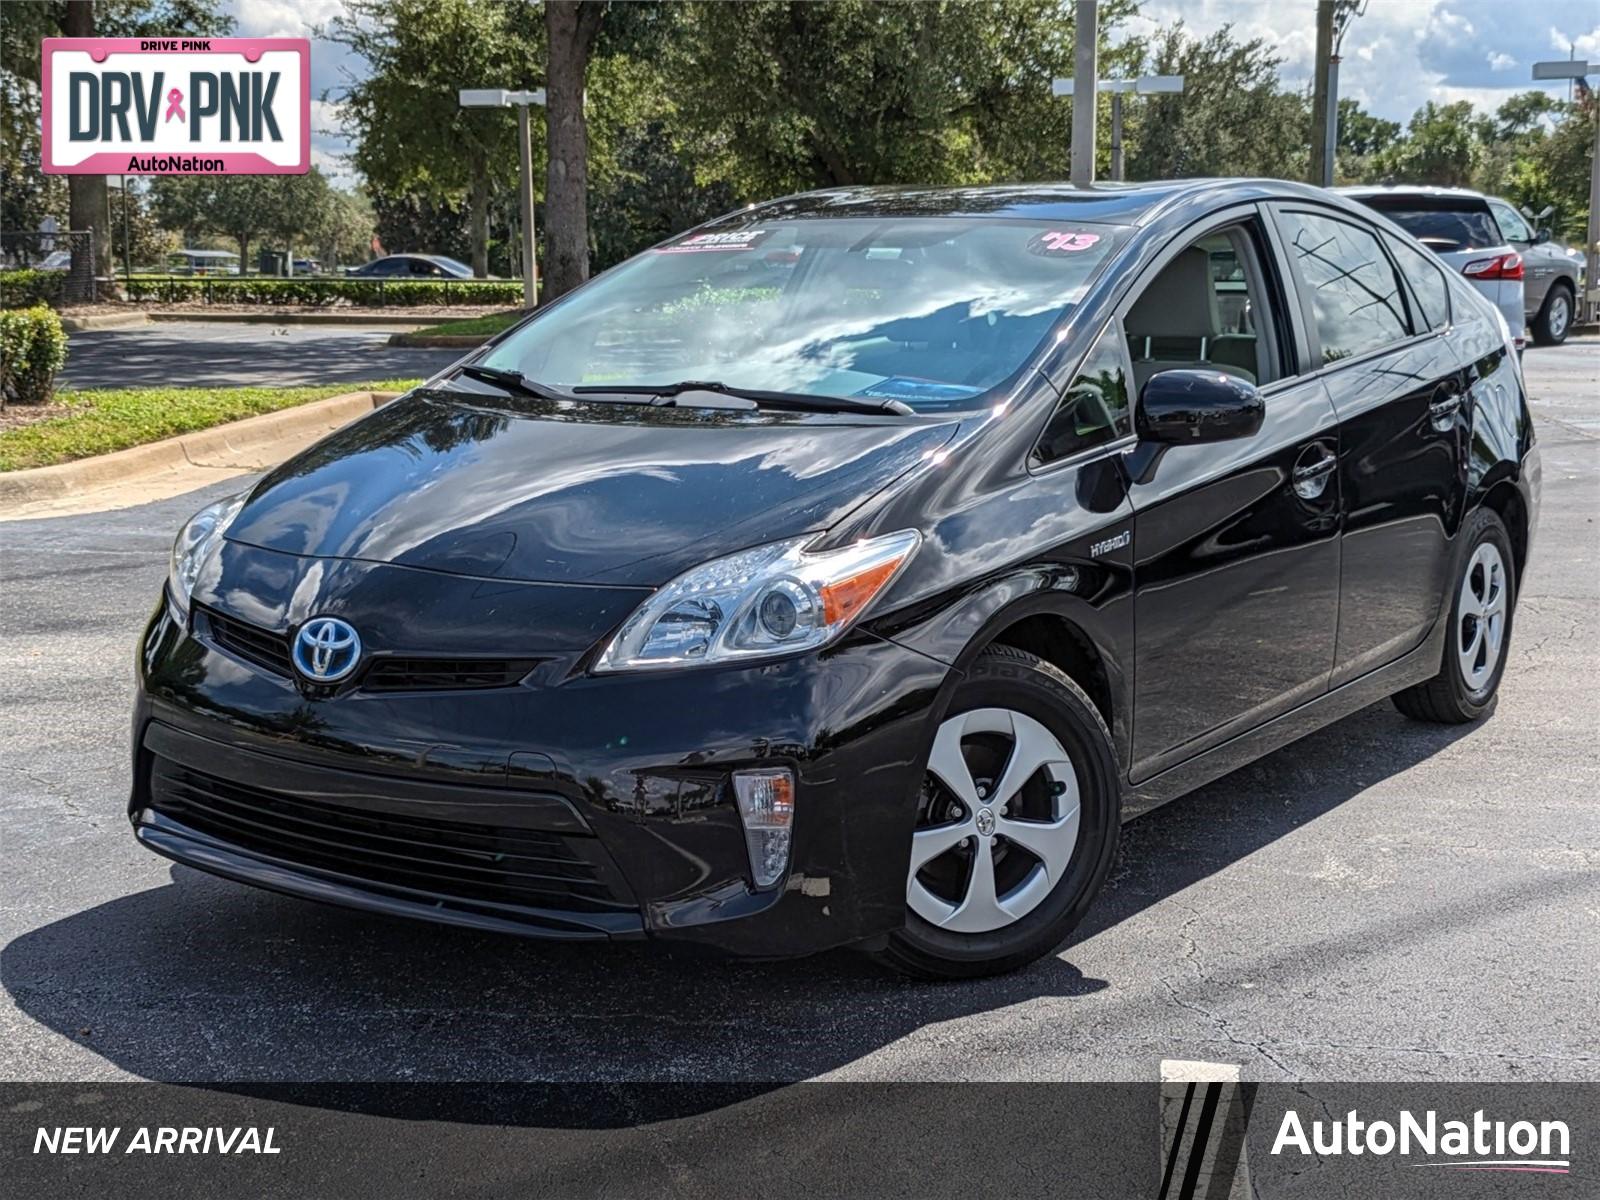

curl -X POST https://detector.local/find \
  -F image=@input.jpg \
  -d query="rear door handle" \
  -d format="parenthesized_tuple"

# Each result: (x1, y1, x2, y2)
(1429, 392, 1463, 429)
(1291, 450, 1337, 501)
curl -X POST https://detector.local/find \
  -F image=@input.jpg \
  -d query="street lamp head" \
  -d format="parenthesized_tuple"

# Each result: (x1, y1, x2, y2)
(1531, 59, 1592, 81)
(459, 87, 546, 109)
(459, 88, 511, 108)
(1136, 75, 1185, 95)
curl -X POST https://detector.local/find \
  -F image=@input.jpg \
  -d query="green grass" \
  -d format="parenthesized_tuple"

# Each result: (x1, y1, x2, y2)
(408, 310, 524, 338)
(0, 379, 422, 472)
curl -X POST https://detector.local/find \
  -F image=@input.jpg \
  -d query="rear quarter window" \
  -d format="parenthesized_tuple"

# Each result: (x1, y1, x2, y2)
(1382, 233, 1451, 332)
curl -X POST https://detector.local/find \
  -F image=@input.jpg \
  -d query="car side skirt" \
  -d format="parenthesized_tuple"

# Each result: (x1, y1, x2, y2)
(1123, 607, 1448, 819)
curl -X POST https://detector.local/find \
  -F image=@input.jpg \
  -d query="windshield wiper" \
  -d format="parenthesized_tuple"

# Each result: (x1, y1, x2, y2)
(570, 379, 912, 416)
(456, 364, 572, 402)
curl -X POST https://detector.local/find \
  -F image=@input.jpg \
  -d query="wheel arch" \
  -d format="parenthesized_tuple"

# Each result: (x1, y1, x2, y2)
(1478, 477, 1530, 589)
(895, 575, 1133, 774)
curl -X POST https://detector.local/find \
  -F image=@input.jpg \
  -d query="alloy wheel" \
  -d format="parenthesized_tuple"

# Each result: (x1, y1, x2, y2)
(1457, 542, 1507, 692)
(1548, 293, 1570, 340)
(908, 706, 1081, 933)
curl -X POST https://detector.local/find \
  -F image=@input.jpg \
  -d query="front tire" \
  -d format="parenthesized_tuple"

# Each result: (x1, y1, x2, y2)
(875, 646, 1120, 980)
(1392, 508, 1515, 724)
(1531, 283, 1573, 347)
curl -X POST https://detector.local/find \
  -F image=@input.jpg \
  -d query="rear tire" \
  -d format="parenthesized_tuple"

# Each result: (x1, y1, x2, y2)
(875, 645, 1120, 980)
(1392, 508, 1515, 724)
(1531, 283, 1573, 347)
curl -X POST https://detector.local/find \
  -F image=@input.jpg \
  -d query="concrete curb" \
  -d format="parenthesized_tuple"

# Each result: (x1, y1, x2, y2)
(144, 311, 450, 327)
(60, 312, 152, 332)
(386, 332, 490, 348)
(0, 389, 400, 514)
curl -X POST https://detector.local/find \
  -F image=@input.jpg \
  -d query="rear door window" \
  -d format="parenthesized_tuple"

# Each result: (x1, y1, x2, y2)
(1277, 210, 1412, 364)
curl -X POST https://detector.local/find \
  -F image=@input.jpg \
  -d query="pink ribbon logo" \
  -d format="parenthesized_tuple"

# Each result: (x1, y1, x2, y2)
(164, 88, 185, 123)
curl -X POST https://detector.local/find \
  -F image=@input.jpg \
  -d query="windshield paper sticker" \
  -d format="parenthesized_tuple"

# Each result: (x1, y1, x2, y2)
(659, 230, 771, 254)
(1028, 230, 1101, 257)
(856, 378, 983, 402)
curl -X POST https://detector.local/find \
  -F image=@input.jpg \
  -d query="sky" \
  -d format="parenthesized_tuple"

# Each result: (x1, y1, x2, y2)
(225, 0, 1600, 188)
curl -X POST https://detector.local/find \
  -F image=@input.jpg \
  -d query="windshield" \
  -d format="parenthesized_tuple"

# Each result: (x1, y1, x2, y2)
(434, 256, 472, 275)
(1358, 197, 1501, 253)
(481, 217, 1123, 410)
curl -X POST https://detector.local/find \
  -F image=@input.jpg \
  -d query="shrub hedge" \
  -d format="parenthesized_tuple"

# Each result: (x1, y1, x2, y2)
(0, 269, 66, 309)
(0, 305, 70, 406)
(122, 276, 525, 307)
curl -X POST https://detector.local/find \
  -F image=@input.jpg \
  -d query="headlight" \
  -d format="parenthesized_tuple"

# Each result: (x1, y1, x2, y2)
(595, 529, 921, 672)
(166, 491, 248, 621)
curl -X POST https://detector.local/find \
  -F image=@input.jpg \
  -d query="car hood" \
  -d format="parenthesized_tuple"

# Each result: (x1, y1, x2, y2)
(226, 389, 961, 587)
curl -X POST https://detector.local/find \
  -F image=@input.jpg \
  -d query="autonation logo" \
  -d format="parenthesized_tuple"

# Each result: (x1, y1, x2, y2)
(1272, 1108, 1571, 1174)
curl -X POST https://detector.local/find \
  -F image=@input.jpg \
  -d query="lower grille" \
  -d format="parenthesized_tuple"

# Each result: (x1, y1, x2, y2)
(147, 757, 632, 915)
(362, 657, 537, 692)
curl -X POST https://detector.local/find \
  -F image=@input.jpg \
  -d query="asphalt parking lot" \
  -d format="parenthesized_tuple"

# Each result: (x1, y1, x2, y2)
(1, 340, 1595, 1084)
(59, 321, 466, 389)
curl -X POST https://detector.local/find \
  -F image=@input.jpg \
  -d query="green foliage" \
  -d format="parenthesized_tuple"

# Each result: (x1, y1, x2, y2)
(0, 379, 423, 472)
(149, 170, 349, 268)
(328, 0, 543, 274)
(1369, 101, 1481, 187)
(0, 304, 69, 407)
(1125, 23, 1308, 181)
(0, 269, 65, 309)
(120, 276, 524, 307)
(664, 0, 1138, 196)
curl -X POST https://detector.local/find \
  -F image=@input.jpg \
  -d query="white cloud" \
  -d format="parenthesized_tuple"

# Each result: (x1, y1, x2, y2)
(1117, 1, 1599, 123)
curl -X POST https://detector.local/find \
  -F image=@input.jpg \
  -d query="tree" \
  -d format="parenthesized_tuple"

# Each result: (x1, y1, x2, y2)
(1125, 24, 1308, 182)
(1369, 101, 1480, 187)
(327, 0, 541, 277)
(543, 1, 606, 301)
(151, 170, 337, 269)
(664, 0, 1133, 198)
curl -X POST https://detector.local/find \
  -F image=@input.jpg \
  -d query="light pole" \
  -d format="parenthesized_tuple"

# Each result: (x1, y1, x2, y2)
(1069, 0, 1098, 185)
(1532, 60, 1599, 323)
(460, 87, 547, 310)
(1052, 75, 1184, 182)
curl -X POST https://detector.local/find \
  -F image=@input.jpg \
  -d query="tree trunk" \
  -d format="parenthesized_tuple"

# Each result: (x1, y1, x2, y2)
(64, 0, 111, 285)
(469, 158, 490, 277)
(544, 1, 604, 302)
(238, 236, 250, 272)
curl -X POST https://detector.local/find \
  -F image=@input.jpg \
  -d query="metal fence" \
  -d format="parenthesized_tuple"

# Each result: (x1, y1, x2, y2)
(1, 229, 97, 304)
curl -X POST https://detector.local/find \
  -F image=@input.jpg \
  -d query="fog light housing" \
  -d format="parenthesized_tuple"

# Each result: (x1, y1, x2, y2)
(732, 769, 794, 889)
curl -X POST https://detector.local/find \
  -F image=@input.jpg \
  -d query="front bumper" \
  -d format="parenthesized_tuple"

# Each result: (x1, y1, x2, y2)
(131, 569, 950, 957)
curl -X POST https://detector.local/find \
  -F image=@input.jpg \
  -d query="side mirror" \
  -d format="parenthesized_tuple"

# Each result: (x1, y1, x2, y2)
(1123, 369, 1265, 484)
(1534, 227, 1552, 245)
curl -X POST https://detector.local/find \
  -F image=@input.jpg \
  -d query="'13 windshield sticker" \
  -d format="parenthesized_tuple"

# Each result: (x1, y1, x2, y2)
(658, 230, 771, 254)
(1027, 230, 1101, 257)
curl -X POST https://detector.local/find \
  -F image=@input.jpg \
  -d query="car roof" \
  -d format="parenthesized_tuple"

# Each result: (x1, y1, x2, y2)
(1336, 184, 1491, 201)
(730, 178, 1349, 228)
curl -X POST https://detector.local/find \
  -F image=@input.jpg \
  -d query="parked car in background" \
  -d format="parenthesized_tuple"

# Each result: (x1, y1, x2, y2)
(1481, 196, 1583, 346)
(166, 248, 242, 276)
(345, 254, 477, 279)
(1339, 186, 1526, 350)
(35, 250, 72, 271)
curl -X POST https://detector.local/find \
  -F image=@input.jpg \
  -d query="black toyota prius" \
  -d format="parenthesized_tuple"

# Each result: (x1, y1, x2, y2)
(131, 180, 1539, 978)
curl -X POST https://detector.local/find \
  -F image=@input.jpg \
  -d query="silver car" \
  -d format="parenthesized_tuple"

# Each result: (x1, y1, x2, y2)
(1484, 196, 1584, 345)
(1339, 186, 1526, 350)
